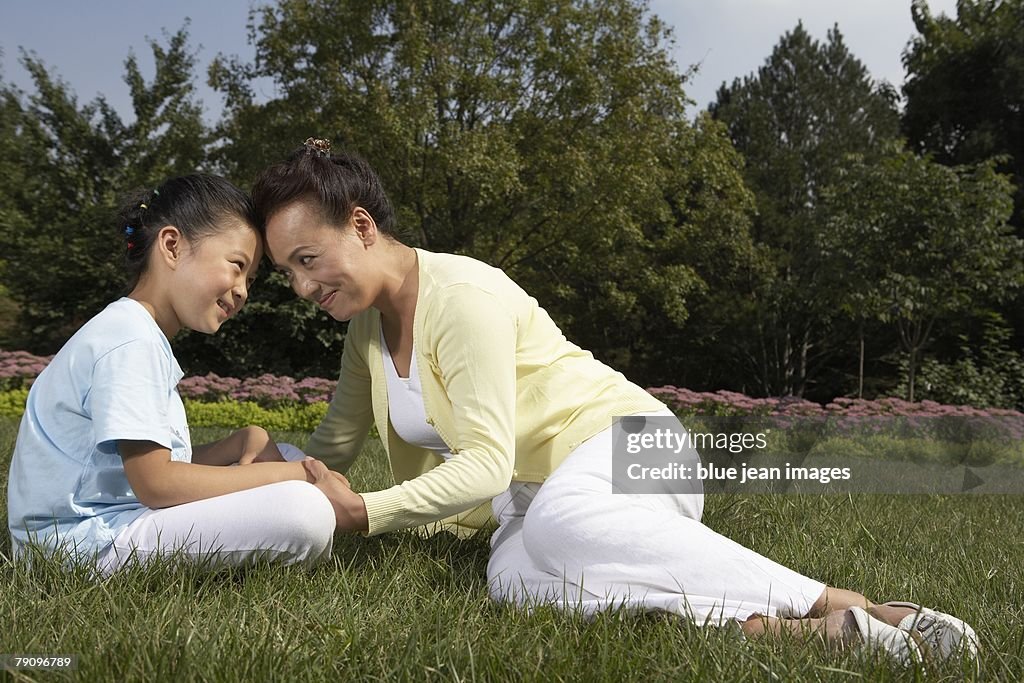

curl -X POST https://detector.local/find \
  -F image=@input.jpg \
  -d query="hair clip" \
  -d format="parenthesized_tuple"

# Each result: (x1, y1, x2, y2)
(124, 225, 135, 236)
(127, 241, 135, 251)
(304, 137, 332, 157)
(139, 203, 148, 210)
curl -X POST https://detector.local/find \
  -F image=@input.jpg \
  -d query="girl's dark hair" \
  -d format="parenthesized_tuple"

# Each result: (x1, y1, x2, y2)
(250, 143, 397, 238)
(119, 174, 257, 290)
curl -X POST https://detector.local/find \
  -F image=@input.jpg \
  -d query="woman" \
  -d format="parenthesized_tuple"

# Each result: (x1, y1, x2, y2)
(251, 138, 977, 664)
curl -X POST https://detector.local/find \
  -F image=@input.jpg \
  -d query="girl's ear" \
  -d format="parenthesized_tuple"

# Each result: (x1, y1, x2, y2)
(155, 225, 185, 268)
(351, 207, 378, 247)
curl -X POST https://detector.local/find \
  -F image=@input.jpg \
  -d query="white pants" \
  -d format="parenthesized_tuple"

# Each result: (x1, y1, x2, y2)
(97, 477, 335, 576)
(487, 412, 827, 624)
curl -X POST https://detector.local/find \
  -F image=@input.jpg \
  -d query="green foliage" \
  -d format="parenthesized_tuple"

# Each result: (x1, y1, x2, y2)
(210, 0, 758, 384)
(0, 390, 329, 431)
(0, 387, 28, 418)
(0, 289, 18, 348)
(902, 0, 1024, 395)
(184, 399, 328, 431)
(808, 434, 1024, 466)
(904, 0, 1024, 228)
(711, 22, 901, 398)
(1, 1, 763, 384)
(822, 145, 1024, 400)
(2, 2, 1020, 400)
(0, 28, 209, 354)
(0, 26, 347, 378)
(897, 317, 1024, 410)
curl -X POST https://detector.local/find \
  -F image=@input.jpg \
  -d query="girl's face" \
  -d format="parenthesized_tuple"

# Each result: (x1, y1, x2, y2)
(263, 202, 379, 322)
(171, 220, 261, 334)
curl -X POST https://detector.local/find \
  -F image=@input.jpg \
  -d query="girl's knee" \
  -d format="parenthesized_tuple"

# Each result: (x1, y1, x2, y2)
(267, 480, 336, 555)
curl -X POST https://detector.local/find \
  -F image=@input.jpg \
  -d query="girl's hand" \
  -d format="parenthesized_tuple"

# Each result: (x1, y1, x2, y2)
(120, 441, 327, 509)
(236, 426, 285, 464)
(302, 457, 366, 531)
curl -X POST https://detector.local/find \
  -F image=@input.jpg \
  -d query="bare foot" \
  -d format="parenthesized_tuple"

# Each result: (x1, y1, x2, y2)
(868, 604, 916, 627)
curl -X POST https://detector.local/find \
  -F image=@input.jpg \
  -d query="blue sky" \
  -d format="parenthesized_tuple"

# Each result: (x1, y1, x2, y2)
(0, 0, 959, 122)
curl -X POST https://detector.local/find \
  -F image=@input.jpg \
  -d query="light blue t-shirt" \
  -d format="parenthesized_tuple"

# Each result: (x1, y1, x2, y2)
(7, 297, 192, 557)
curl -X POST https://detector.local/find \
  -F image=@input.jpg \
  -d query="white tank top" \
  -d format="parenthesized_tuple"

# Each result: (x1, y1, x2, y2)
(380, 323, 452, 458)
(380, 323, 539, 521)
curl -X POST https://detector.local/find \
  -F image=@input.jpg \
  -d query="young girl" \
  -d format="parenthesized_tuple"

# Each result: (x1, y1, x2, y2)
(7, 174, 339, 574)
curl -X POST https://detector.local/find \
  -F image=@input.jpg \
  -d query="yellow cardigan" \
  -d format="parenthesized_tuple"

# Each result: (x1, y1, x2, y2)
(304, 248, 665, 536)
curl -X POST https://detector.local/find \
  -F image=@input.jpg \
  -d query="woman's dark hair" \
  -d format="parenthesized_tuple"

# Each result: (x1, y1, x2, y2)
(250, 142, 397, 238)
(118, 174, 257, 290)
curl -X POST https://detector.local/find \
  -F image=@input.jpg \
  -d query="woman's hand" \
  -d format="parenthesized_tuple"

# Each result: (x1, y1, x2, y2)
(302, 458, 367, 532)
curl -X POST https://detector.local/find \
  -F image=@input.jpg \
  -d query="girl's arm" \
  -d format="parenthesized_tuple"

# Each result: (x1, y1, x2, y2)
(191, 426, 283, 466)
(120, 440, 315, 508)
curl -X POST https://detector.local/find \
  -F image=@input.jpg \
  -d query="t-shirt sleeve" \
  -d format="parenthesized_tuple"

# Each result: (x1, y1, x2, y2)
(87, 339, 177, 451)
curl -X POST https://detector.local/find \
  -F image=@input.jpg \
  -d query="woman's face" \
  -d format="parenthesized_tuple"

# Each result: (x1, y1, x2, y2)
(264, 202, 379, 322)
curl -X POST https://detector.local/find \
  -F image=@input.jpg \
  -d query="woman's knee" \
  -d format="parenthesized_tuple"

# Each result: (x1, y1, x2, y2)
(519, 492, 584, 573)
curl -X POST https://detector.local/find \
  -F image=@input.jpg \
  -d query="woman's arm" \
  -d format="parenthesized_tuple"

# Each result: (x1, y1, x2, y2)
(305, 317, 376, 473)
(190, 426, 283, 466)
(120, 440, 315, 508)
(359, 283, 518, 535)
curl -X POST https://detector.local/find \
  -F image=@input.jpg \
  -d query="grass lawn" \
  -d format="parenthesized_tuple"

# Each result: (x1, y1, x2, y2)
(1, 418, 1021, 681)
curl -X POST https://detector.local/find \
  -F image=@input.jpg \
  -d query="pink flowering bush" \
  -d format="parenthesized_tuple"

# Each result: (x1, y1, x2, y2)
(4, 349, 1023, 437)
(648, 385, 1024, 442)
(0, 349, 53, 390)
(177, 372, 335, 407)
(648, 385, 1024, 419)
(1, 350, 336, 410)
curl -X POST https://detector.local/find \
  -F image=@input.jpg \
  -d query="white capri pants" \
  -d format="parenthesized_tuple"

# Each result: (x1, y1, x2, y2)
(97, 446, 334, 575)
(487, 412, 826, 624)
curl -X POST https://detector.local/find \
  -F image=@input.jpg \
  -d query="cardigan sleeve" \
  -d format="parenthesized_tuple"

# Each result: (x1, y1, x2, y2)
(304, 317, 375, 474)
(360, 283, 518, 535)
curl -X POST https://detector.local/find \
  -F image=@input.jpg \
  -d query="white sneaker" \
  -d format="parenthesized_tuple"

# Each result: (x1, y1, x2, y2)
(847, 606, 924, 666)
(887, 602, 980, 661)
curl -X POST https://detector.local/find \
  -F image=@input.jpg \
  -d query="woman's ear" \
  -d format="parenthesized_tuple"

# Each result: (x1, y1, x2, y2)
(155, 225, 185, 268)
(351, 207, 378, 246)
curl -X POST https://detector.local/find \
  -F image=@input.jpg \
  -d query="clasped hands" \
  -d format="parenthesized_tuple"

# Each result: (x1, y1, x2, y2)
(232, 426, 369, 532)
(300, 456, 369, 532)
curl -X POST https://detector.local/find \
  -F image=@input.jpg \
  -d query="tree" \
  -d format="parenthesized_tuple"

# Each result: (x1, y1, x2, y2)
(902, 0, 1024, 373)
(898, 314, 1024, 409)
(0, 51, 31, 347)
(903, 0, 1024, 229)
(821, 145, 1023, 401)
(711, 23, 901, 398)
(0, 28, 209, 354)
(209, 0, 759, 383)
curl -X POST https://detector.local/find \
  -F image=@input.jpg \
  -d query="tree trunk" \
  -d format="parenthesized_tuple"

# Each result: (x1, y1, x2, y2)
(907, 347, 917, 402)
(796, 326, 810, 398)
(782, 322, 793, 396)
(858, 321, 864, 399)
